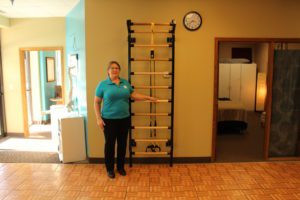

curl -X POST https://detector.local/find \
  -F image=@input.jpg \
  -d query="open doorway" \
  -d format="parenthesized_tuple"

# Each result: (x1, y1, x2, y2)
(20, 47, 65, 139)
(212, 38, 300, 162)
(0, 47, 64, 155)
(0, 46, 6, 138)
(215, 41, 268, 162)
(0, 47, 64, 162)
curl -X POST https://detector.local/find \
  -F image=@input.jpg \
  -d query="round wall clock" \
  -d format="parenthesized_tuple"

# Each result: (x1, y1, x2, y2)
(183, 11, 202, 31)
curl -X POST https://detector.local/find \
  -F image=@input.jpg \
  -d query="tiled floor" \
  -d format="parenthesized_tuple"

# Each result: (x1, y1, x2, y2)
(0, 162, 300, 199)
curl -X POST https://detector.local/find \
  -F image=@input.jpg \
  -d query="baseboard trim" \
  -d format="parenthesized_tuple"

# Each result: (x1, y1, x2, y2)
(88, 157, 211, 164)
(6, 132, 24, 137)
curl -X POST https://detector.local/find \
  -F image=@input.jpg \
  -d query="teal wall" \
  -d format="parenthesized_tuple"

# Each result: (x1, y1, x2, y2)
(39, 51, 57, 121)
(66, 0, 88, 153)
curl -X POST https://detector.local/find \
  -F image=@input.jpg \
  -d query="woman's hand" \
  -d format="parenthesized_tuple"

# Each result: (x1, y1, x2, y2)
(131, 92, 159, 102)
(94, 96, 105, 130)
(148, 96, 158, 102)
(96, 117, 106, 130)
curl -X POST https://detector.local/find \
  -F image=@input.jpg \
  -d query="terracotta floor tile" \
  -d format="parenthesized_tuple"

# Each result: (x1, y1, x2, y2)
(0, 162, 300, 199)
(0, 189, 11, 199)
(127, 186, 149, 192)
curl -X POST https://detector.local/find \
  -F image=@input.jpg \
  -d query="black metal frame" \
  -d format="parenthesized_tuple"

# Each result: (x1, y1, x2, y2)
(127, 19, 176, 167)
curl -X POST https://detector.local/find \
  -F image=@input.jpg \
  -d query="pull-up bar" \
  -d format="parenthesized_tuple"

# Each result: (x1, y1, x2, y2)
(130, 72, 172, 75)
(132, 113, 171, 116)
(134, 139, 169, 142)
(131, 99, 172, 103)
(133, 152, 169, 155)
(130, 58, 172, 61)
(131, 44, 172, 48)
(130, 22, 172, 26)
(133, 86, 172, 89)
(132, 126, 171, 129)
(132, 30, 171, 34)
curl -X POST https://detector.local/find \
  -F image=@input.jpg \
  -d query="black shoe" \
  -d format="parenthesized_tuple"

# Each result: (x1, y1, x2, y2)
(117, 168, 126, 176)
(107, 170, 115, 179)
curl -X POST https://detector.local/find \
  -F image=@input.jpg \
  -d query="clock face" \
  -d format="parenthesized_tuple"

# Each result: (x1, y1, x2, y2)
(183, 11, 202, 31)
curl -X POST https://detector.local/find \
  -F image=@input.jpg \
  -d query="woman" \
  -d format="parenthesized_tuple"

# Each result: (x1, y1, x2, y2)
(94, 61, 156, 178)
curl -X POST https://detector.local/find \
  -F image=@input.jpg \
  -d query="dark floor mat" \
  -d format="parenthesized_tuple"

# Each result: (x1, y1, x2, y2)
(0, 150, 60, 163)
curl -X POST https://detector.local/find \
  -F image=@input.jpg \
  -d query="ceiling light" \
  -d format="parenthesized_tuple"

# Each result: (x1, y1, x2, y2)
(10, 0, 14, 5)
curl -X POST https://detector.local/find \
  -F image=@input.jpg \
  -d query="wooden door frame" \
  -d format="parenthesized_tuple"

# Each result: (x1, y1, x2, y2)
(212, 38, 300, 162)
(0, 50, 6, 138)
(19, 47, 65, 137)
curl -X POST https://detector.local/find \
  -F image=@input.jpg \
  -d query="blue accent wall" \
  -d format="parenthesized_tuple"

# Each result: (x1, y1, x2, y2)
(39, 51, 57, 121)
(66, 0, 88, 154)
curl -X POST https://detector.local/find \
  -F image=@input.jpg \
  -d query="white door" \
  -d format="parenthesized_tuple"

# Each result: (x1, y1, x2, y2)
(241, 64, 257, 111)
(218, 63, 230, 98)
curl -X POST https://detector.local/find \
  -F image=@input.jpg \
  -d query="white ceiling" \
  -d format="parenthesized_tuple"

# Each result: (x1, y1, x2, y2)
(0, 0, 80, 18)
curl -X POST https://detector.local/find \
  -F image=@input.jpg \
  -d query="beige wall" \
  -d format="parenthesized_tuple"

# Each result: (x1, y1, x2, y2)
(85, 0, 300, 158)
(0, 15, 9, 28)
(1, 18, 66, 134)
(255, 43, 269, 73)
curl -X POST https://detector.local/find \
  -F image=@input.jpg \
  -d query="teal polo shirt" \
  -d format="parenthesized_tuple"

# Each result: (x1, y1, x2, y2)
(95, 77, 134, 119)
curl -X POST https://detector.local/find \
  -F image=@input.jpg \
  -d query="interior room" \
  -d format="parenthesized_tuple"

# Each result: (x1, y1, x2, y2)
(0, 0, 300, 199)
(24, 50, 63, 133)
(216, 42, 268, 162)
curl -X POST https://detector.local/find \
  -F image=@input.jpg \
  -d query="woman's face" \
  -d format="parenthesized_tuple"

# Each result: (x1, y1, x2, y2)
(108, 63, 120, 78)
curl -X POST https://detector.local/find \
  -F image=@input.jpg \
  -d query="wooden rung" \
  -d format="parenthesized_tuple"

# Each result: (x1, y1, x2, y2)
(131, 99, 171, 103)
(131, 58, 171, 61)
(132, 126, 170, 129)
(134, 139, 168, 142)
(131, 72, 172, 75)
(133, 86, 172, 89)
(132, 113, 171, 116)
(134, 151, 169, 155)
(131, 22, 172, 26)
(146, 99, 171, 103)
(132, 44, 171, 48)
(132, 30, 171, 34)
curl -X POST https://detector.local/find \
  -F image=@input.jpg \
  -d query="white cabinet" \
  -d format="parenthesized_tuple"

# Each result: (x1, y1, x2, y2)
(229, 64, 242, 102)
(219, 63, 257, 111)
(50, 105, 68, 151)
(57, 116, 86, 163)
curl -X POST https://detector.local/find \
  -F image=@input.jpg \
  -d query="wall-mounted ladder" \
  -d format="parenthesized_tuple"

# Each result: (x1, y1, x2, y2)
(127, 19, 176, 167)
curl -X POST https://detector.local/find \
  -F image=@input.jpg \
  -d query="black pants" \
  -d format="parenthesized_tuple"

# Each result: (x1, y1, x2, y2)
(102, 117, 130, 172)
